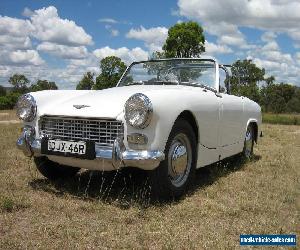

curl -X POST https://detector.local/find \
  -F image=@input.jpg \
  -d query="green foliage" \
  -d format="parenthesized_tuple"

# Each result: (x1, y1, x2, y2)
(94, 56, 127, 90)
(286, 97, 300, 113)
(30, 80, 58, 92)
(76, 72, 95, 90)
(0, 92, 22, 109)
(229, 59, 299, 114)
(228, 59, 265, 103)
(0, 85, 6, 97)
(162, 21, 205, 58)
(261, 83, 297, 113)
(8, 74, 29, 93)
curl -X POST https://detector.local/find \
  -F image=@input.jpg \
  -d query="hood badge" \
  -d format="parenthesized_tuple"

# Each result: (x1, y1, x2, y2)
(73, 104, 90, 109)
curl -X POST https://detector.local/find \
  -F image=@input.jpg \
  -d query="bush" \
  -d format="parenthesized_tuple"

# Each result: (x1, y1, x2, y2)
(0, 92, 22, 110)
(0, 85, 6, 96)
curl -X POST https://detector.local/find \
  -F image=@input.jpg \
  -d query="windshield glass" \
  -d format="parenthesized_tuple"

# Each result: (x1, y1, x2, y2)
(118, 59, 216, 89)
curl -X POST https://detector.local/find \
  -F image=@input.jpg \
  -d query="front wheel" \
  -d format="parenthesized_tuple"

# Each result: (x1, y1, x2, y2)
(243, 125, 254, 158)
(149, 119, 197, 199)
(34, 156, 80, 180)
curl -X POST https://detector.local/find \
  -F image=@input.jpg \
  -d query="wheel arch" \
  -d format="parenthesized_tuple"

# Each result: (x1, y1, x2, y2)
(176, 110, 199, 144)
(246, 119, 258, 143)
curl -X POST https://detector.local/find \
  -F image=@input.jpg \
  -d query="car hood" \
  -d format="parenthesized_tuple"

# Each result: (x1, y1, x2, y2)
(32, 85, 188, 119)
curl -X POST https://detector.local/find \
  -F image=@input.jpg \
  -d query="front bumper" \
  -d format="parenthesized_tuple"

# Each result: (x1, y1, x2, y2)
(16, 131, 165, 171)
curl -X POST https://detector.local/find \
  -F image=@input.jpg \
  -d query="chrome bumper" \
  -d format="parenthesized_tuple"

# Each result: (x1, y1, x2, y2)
(16, 129, 165, 170)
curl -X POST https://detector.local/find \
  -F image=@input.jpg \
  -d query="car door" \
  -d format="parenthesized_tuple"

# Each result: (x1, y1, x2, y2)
(218, 66, 244, 158)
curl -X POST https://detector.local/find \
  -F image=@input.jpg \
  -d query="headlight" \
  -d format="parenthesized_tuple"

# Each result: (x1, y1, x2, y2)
(16, 94, 37, 122)
(125, 93, 153, 128)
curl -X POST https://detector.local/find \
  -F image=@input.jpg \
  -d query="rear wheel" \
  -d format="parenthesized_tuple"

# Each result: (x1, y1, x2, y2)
(34, 156, 80, 180)
(243, 125, 254, 158)
(149, 119, 197, 199)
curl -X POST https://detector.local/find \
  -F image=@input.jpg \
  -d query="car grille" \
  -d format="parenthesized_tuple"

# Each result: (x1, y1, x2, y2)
(39, 116, 124, 148)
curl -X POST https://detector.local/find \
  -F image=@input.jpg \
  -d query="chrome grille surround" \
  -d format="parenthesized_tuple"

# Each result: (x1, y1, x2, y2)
(39, 116, 124, 148)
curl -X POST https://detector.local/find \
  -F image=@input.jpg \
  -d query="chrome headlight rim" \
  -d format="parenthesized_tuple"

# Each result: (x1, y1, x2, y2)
(16, 94, 37, 122)
(125, 93, 153, 129)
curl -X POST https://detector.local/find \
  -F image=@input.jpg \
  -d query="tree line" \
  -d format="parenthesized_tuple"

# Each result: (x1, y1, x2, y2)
(1, 21, 299, 113)
(0, 74, 57, 109)
(229, 59, 300, 113)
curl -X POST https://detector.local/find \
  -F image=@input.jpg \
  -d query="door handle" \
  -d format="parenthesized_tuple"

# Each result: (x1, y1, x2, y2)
(215, 93, 222, 98)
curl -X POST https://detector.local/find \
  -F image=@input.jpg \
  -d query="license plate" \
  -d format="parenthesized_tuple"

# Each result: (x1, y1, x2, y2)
(48, 140, 86, 154)
(41, 139, 95, 159)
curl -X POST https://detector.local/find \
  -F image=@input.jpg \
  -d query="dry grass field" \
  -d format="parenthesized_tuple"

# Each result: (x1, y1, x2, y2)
(0, 110, 19, 123)
(0, 110, 299, 249)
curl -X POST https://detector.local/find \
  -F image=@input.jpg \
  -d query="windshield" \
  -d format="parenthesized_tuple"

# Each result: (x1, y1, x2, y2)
(118, 59, 216, 89)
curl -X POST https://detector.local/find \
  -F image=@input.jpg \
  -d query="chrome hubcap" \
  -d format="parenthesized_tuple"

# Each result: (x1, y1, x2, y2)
(244, 128, 253, 157)
(168, 133, 192, 187)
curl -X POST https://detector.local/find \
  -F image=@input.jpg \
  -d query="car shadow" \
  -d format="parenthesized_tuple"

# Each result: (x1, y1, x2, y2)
(29, 154, 261, 208)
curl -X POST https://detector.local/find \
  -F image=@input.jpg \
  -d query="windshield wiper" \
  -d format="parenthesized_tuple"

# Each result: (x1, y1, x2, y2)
(144, 80, 179, 85)
(125, 81, 144, 86)
(181, 82, 217, 93)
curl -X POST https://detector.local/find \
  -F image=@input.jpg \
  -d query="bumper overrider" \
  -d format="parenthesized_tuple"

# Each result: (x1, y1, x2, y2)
(16, 126, 165, 171)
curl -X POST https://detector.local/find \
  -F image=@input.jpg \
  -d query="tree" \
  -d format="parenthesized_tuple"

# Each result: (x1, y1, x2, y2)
(261, 82, 296, 113)
(150, 51, 166, 59)
(162, 21, 205, 58)
(30, 80, 58, 92)
(228, 59, 265, 103)
(0, 85, 6, 97)
(94, 56, 127, 90)
(76, 72, 95, 90)
(265, 76, 275, 86)
(286, 87, 300, 113)
(8, 74, 29, 93)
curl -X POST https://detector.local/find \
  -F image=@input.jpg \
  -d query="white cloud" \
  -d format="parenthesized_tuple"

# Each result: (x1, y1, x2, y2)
(110, 29, 119, 37)
(295, 52, 300, 61)
(30, 6, 93, 46)
(0, 49, 44, 66)
(0, 16, 33, 51)
(126, 26, 168, 52)
(93, 46, 148, 64)
(177, 0, 300, 43)
(261, 31, 277, 43)
(246, 39, 299, 84)
(98, 18, 118, 24)
(37, 42, 89, 59)
(0, 6, 94, 88)
(0, 35, 32, 50)
(104, 25, 119, 37)
(22, 7, 34, 17)
(204, 41, 232, 55)
(0, 15, 33, 36)
(218, 35, 246, 47)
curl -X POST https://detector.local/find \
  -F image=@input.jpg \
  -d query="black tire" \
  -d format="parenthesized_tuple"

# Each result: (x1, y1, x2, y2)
(149, 118, 197, 200)
(34, 156, 80, 180)
(242, 125, 254, 158)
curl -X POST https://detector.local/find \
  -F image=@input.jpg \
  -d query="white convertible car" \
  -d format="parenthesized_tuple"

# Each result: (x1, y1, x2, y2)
(16, 57, 261, 198)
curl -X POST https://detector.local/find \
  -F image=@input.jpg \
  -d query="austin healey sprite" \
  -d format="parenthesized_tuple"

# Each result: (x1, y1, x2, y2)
(16, 57, 261, 198)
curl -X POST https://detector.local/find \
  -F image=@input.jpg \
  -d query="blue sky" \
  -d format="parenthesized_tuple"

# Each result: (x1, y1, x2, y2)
(0, 0, 299, 88)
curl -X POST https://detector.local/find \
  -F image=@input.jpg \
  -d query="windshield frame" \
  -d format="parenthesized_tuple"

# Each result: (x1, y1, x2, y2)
(117, 58, 220, 92)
